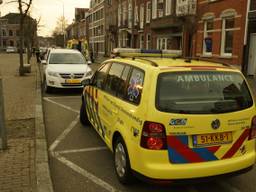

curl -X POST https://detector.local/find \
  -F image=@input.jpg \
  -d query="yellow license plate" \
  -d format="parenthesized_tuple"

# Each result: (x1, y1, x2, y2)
(65, 79, 81, 84)
(193, 132, 233, 147)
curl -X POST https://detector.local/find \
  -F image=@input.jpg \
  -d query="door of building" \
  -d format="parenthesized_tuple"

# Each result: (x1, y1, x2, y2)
(247, 33, 256, 76)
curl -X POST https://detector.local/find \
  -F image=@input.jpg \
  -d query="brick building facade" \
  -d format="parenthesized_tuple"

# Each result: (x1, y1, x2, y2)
(193, 0, 248, 68)
(244, 0, 256, 75)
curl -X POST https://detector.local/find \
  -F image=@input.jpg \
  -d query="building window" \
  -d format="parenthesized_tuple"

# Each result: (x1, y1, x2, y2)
(118, 3, 121, 27)
(3, 40, 7, 47)
(9, 40, 14, 46)
(128, 0, 133, 28)
(9, 30, 13, 36)
(221, 17, 235, 56)
(140, 4, 144, 29)
(152, 0, 157, 19)
(140, 34, 144, 49)
(157, 38, 167, 50)
(165, 0, 172, 16)
(157, 0, 164, 17)
(146, 2, 151, 23)
(2, 29, 6, 36)
(146, 33, 151, 49)
(134, 5, 139, 25)
(122, 1, 128, 26)
(203, 19, 214, 55)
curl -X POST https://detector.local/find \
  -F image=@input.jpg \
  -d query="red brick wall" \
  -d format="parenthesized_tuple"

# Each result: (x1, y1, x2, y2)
(193, 0, 248, 67)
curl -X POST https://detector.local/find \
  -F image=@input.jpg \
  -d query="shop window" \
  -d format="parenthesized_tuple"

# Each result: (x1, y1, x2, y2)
(203, 19, 214, 55)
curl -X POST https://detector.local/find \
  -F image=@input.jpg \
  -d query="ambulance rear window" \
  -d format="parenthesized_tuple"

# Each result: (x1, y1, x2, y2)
(156, 71, 253, 114)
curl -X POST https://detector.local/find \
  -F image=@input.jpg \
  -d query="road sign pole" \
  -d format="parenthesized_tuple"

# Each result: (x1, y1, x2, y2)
(0, 77, 7, 150)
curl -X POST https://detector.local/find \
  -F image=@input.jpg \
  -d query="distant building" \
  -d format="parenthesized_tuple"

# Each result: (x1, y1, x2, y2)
(244, 0, 256, 75)
(87, 0, 106, 58)
(0, 13, 37, 51)
(38, 36, 55, 48)
(193, 0, 248, 68)
(66, 8, 89, 41)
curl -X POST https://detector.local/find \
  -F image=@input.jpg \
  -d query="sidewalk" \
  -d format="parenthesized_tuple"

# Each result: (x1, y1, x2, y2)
(0, 54, 52, 192)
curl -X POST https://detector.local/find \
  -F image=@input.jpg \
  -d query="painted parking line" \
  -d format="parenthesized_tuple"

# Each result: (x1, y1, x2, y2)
(43, 97, 80, 114)
(53, 152, 119, 192)
(57, 146, 108, 155)
(44, 96, 81, 100)
(49, 115, 80, 152)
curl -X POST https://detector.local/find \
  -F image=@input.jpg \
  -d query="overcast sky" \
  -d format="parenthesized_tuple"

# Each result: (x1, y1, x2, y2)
(0, 0, 90, 36)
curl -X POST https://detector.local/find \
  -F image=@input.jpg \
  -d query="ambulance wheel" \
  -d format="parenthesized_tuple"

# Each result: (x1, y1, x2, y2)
(80, 98, 89, 125)
(114, 137, 133, 184)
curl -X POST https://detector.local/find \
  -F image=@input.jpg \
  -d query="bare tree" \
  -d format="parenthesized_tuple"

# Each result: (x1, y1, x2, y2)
(7, 0, 33, 75)
(52, 16, 68, 47)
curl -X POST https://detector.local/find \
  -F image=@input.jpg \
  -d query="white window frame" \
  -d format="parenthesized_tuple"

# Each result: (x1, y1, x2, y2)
(152, 0, 157, 19)
(140, 4, 144, 29)
(134, 5, 139, 25)
(118, 4, 121, 27)
(146, 2, 151, 23)
(221, 17, 235, 57)
(157, 38, 167, 50)
(128, 0, 133, 28)
(203, 19, 214, 56)
(165, 0, 172, 16)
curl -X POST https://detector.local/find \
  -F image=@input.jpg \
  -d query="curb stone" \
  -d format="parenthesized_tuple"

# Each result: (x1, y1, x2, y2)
(35, 62, 54, 192)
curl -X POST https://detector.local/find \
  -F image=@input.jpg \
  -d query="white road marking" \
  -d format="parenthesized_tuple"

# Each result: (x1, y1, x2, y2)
(44, 96, 80, 100)
(49, 115, 80, 152)
(53, 152, 118, 192)
(57, 146, 108, 154)
(45, 97, 118, 191)
(43, 97, 80, 114)
(218, 181, 241, 192)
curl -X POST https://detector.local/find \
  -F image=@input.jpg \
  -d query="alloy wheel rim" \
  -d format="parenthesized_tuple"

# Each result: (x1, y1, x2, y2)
(115, 142, 126, 177)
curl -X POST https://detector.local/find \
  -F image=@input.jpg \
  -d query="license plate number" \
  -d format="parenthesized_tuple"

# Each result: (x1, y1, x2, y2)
(65, 79, 81, 84)
(193, 132, 232, 147)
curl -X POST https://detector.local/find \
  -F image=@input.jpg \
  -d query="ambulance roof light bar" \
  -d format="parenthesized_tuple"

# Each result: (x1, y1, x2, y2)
(112, 48, 182, 58)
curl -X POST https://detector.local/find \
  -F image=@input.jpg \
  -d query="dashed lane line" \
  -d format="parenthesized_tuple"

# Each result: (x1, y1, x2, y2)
(57, 146, 108, 154)
(53, 152, 119, 192)
(43, 97, 80, 114)
(49, 115, 80, 152)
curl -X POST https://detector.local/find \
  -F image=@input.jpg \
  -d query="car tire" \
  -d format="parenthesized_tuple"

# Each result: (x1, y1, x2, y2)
(80, 98, 90, 125)
(114, 137, 134, 185)
(44, 77, 52, 93)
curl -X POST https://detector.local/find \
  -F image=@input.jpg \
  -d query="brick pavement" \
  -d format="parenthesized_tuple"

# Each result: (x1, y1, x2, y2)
(0, 53, 36, 192)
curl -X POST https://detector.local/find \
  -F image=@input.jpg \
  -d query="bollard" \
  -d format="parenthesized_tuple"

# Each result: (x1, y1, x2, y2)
(0, 77, 7, 150)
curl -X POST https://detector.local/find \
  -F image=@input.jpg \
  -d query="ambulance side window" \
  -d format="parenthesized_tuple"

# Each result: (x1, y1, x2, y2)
(117, 65, 131, 99)
(125, 68, 144, 105)
(92, 63, 110, 90)
(105, 63, 125, 96)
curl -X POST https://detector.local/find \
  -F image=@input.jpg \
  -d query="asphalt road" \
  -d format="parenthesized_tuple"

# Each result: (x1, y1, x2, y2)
(42, 64, 256, 192)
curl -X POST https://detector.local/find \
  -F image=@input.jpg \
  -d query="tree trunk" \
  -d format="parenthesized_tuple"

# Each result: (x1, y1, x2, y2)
(19, 19, 25, 76)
